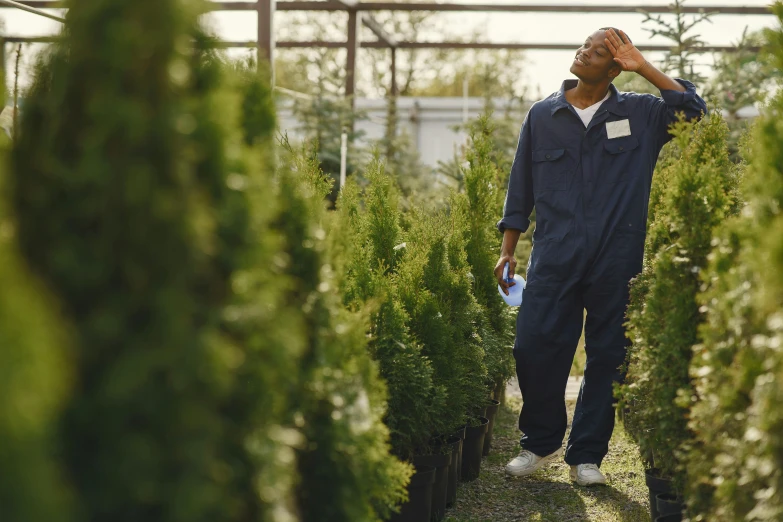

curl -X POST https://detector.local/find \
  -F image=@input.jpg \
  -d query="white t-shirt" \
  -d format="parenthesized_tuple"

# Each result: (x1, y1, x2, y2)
(572, 90, 611, 128)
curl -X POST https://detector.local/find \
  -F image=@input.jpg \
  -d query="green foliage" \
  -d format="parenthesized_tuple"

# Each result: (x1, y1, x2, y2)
(641, 0, 712, 85)
(711, 28, 777, 120)
(0, 138, 72, 522)
(456, 116, 515, 387)
(397, 207, 487, 431)
(619, 110, 736, 492)
(613, 71, 658, 95)
(6, 2, 443, 521)
(11, 1, 252, 519)
(338, 160, 443, 461)
(277, 145, 410, 522)
(288, 95, 365, 204)
(212, 63, 306, 521)
(686, 8, 783, 519)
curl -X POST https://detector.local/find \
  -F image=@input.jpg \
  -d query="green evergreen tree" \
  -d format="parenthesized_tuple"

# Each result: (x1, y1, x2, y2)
(11, 1, 253, 519)
(397, 206, 488, 432)
(457, 115, 516, 391)
(337, 160, 444, 460)
(686, 7, 783, 518)
(0, 134, 72, 522)
(212, 60, 306, 521)
(277, 144, 410, 522)
(619, 110, 736, 493)
(641, 0, 712, 85)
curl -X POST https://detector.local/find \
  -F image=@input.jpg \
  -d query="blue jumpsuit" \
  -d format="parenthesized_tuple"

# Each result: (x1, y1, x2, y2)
(497, 78, 706, 465)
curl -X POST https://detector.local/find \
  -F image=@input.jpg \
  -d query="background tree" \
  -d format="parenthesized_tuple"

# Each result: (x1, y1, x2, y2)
(397, 207, 488, 432)
(641, 0, 713, 85)
(0, 121, 72, 522)
(454, 116, 515, 391)
(12, 1, 246, 519)
(619, 110, 737, 494)
(686, 7, 783, 519)
(335, 161, 445, 460)
(277, 143, 411, 522)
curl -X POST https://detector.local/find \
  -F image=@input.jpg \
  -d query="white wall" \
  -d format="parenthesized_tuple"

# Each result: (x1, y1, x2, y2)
(277, 96, 530, 168)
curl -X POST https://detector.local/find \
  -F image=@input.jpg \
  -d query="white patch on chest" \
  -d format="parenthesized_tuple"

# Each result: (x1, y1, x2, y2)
(606, 119, 631, 139)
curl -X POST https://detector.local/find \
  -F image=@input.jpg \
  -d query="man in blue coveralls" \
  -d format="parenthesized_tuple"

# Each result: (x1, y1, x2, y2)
(494, 28, 706, 486)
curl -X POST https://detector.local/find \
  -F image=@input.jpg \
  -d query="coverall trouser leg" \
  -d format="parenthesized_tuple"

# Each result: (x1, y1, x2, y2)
(513, 279, 583, 458)
(513, 276, 630, 464)
(565, 278, 630, 466)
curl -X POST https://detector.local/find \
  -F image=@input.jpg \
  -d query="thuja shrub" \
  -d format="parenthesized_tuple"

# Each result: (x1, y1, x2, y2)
(458, 115, 516, 390)
(618, 133, 683, 448)
(687, 9, 783, 518)
(277, 145, 409, 522)
(619, 110, 736, 492)
(619, 136, 693, 448)
(12, 1, 242, 520)
(212, 62, 306, 520)
(0, 139, 72, 522)
(337, 162, 443, 460)
(397, 206, 487, 431)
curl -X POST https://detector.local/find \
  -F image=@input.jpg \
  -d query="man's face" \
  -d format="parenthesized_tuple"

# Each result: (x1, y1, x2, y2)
(570, 30, 621, 82)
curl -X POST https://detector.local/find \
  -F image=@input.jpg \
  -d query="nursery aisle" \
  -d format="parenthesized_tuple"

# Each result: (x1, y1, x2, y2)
(445, 381, 651, 522)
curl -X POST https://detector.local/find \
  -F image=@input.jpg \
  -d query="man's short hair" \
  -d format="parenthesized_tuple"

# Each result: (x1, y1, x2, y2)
(599, 27, 632, 44)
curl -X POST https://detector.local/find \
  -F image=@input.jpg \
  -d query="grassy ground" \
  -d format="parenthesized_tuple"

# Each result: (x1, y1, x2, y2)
(444, 395, 650, 522)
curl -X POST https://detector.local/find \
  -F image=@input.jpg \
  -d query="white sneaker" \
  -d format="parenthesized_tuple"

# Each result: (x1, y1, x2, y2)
(504, 447, 563, 477)
(569, 463, 607, 486)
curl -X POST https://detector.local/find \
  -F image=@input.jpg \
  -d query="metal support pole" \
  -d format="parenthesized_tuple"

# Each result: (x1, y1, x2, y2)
(0, 40, 5, 104)
(390, 47, 398, 97)
(257, 0, 275, 81)
(339, 130, 348, 190)
(386, 47, 397, 161)
(345, 9, 360, 99)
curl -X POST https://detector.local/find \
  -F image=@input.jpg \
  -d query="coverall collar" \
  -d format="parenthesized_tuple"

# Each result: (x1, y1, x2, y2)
(550, 79, 628, 117)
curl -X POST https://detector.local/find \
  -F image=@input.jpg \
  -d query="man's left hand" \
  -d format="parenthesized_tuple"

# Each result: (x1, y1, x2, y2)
(605, 28, 647, 73)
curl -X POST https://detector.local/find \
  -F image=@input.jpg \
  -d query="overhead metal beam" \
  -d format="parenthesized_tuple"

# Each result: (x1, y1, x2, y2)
(362, 16, 397, 48)
(6, 1, 774, 15)
(257, 0, 275, 66)
(4, 36, 757, 54)
(270, 40, 757, 53)
(346, 9, 360, 98)
(270, 2, 772, 14)
(0, 0, 64, 21)
(390, 46, 397, 96)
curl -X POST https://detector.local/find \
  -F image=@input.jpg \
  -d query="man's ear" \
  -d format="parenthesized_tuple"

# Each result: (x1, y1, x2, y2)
(608, 63, 622, 80)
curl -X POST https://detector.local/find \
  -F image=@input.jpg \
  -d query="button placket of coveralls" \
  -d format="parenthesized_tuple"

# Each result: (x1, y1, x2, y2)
(583, 109, 611, 258)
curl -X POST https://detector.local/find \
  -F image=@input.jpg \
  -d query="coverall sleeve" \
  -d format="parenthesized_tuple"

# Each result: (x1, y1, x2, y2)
(497, 114, 534, 233)
(650, 78, 708, 146)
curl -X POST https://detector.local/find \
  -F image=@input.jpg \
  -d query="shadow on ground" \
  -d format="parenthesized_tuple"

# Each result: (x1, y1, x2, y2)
(444, 395, 650, 522)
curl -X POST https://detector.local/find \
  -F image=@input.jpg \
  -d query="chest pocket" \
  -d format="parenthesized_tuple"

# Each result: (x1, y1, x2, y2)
(602, 136, 640, 184)
(532, 148, 569, 192)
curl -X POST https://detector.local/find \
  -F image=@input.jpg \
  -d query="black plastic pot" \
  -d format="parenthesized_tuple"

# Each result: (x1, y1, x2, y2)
(645, 469, 673, 521)
(413, 453, 450, 522)
(482, 399, 501, 456)
(451, 426, 466, 484)
(436, 435, 461, 508)
(388, 465, 436, 522)
(654, 514, 682, 522)
(460, 416, 489, 482)
(656, 493, 684, 516)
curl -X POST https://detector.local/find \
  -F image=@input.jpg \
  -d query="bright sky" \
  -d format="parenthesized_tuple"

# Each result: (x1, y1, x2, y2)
(2, 0, 779, 99)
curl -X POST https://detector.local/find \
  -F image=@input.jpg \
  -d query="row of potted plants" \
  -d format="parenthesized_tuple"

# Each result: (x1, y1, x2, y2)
(619, 8, 783, 521)
(332, 116, 516, 520)
(3, 1, 412, 521)
(2, 3, 518, 522)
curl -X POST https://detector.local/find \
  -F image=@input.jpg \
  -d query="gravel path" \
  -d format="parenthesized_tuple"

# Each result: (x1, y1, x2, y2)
(444, 388, 651, 522)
